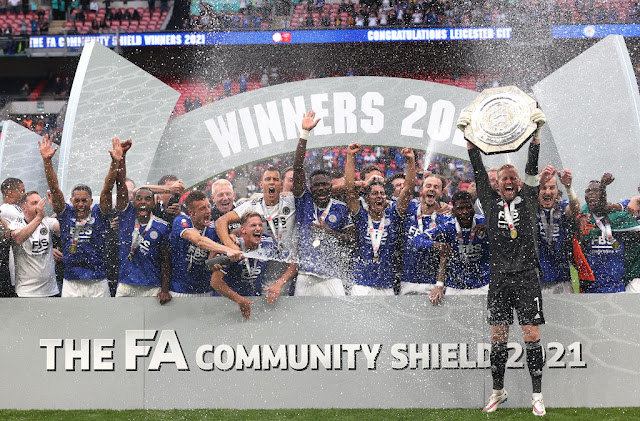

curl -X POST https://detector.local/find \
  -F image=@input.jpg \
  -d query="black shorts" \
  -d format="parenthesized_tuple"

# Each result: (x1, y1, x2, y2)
(487, 268, 545, 326)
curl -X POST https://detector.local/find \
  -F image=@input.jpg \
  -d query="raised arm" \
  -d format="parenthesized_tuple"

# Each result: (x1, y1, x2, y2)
(292, 110, 321, 198)
(100, 137, 124, 214)
(158, 245, 172, 305)
(214, 210, 242, 250)
(11, 197, 46, 244)
(115, 139, 131, 212)
(39, 135, 65, 215)
(345, 143, 361, 215)
(396, 147, 416, 216)
(263, 262, 298, 304)
(558, 168, 580, 217)
(137, 179, 185, 196)
(524, 109, 546, 186)
(181, 227, 242, 260)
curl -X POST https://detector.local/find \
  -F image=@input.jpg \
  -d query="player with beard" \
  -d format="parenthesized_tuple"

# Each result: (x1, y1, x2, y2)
(291, 111, 355, 296)
(537, 167, 580, 294)
(401, 173, 451, 295)
(110, 145, 172, 303)
(210, 212, 279, 319)
(459, 108, 547, 416)
(39, 135, 125, 297)
(413, 191, 489, 304)
(345, 143, 415, 295)
(215, 167, 298, 301)
(580, 173, 640, 293)
(170, 190, 242, 296)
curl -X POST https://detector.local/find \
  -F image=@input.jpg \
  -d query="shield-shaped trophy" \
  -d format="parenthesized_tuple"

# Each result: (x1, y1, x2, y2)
(461, 86, 541, 155)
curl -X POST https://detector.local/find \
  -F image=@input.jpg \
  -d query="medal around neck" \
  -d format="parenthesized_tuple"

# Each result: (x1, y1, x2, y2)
(462, 86, 540, 155)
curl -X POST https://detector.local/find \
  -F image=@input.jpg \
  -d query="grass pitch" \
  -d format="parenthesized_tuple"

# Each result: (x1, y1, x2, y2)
(1, 408, 639, 420)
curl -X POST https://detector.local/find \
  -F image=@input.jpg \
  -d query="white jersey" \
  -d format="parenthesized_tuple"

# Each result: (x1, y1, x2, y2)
(9, 216, 58, 297)
(233, 195, 297, 253)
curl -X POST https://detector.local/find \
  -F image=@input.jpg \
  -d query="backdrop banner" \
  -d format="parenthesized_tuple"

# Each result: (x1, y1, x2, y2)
(0, 295, 637, 409)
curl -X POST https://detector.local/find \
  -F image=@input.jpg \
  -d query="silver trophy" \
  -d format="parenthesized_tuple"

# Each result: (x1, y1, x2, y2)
(460, 86, 541, 155)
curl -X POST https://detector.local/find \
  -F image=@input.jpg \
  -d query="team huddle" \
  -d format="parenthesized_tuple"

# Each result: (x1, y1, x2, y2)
(1, 110, 639, 416)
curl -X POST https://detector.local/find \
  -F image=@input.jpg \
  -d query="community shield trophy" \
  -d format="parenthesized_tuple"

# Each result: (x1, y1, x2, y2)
(461, 86, 540, 155)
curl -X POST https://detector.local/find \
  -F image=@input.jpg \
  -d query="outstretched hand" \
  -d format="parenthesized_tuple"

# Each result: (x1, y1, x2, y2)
(38, 135, 58, 160)
(558, 168, 573, 188)
(301, 110, 321, 132)
(539, 165, 557, 185)
(108, 137, 124, 162)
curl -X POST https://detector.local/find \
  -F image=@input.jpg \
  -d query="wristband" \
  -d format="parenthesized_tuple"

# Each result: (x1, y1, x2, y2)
(566, 186, 577, 201)
(435, 281, 445, 288)
(300, 129, 310, 140)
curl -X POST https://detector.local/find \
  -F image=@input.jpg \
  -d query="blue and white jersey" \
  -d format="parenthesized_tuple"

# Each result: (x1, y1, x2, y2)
(620, 199, 640, 223)
(537, 200, 572, 285)
(58, 203, 110, 280)
(352, 202, 403, 288)
(583, 217, 626, 293)
(117, 204, 170, 287)
(170, 215, 218, 294)
(421, 215, 489, 289)
(402, 199, 451, 284)
(218, 236, 277, 296)
(295, 189, 353, 278)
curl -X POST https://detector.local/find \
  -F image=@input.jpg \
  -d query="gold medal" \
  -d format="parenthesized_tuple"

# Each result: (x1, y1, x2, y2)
(612, 240, 620, 250)
(127, 252, 134, 261)
(69, 244, 77, 254)
(373, 256, 379, 263)
(312, 239, 321, 248)
(510, 229, 518, 239)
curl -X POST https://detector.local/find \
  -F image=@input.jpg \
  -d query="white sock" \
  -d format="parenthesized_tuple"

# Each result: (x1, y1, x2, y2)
(532, 393, 543, 400)
(493, 389, 505, 396)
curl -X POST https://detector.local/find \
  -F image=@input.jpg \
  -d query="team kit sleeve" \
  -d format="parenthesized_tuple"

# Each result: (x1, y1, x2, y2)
(468, 148, 493, 214)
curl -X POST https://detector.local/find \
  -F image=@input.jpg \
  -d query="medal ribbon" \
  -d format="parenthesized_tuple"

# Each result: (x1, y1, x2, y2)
(71, 218, 88, 250)
(594, 217, 614, 244)
(367, 214, 386, 259)
(539, 208, 555, 247)
(261, 200, 282, 246)
(313, 200, 333, 224)
(130, 215, 154, 257)
(502, 200, 517, 237)
(416, 203, 437, 234)
(455, 218, 476, 245)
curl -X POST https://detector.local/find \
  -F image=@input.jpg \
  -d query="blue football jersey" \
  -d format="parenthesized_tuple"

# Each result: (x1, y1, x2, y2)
(117, 204, 170, 287)
(295, 189, 353, 278)
(170, 215, 218, 294)
(402, 199, 451, 284)
(422, 215, 490, 289)
(583, 223, 626, 293)
(351, 202, 403, 288)
(537, 200, 572, 285)
(58, 203, 110, 280)
(218, 236, 277, 296)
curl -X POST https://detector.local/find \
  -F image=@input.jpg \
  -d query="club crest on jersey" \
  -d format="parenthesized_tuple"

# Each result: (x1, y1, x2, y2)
(40, 227, 48, 235)
(328, 214, 337, 223)
(150, 230, 158, 239)
(181, 219, 189, 228)
(514, 196, 522, 204)
(282, 206, 291, 215)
